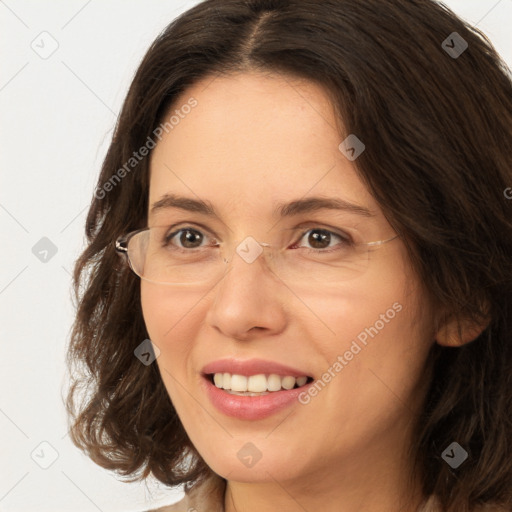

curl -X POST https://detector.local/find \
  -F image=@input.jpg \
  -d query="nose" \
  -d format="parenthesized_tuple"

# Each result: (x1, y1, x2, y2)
(204, 240, 288, 341)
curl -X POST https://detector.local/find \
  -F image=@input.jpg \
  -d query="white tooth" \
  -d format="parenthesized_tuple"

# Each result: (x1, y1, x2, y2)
(213, 373, 223, 388)
(281, 376, 296, 390)
(296, 376, 308, 387)
(231, 374, 248, 392)
(267, 374, 282, 392)
(215, 372, 308, 393)
(226, 390, 269, 396)
(248, 374, 267, 392)
(222, 372, 231, 389)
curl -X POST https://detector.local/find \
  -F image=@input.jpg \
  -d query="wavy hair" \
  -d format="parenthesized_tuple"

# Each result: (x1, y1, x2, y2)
(65, 1, 512, 510)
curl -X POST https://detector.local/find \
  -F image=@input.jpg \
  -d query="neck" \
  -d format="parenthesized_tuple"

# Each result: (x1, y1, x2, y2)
(225, 467, 425, 512)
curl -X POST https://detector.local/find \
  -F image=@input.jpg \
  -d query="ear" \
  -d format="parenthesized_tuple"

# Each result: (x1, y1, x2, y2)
(435, 311, 491, 347)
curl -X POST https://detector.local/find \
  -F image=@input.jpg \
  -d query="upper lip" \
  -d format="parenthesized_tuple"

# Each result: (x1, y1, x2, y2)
(201, 358, 312, 378)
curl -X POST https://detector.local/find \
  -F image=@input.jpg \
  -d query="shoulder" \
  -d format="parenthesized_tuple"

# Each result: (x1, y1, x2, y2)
(145, 473, 227, 512)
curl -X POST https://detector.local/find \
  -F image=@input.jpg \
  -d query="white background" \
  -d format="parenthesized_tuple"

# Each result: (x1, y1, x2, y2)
(1, 1, 511, 510)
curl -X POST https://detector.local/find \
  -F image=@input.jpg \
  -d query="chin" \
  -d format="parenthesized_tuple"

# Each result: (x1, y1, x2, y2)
(200, 445, 305, 484)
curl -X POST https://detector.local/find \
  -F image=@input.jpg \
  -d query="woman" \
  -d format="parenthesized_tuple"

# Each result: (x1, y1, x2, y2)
(66, 0, 512, 511)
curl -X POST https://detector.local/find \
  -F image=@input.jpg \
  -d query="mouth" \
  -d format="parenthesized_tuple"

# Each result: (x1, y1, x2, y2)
(200, 358, 316, 420)
(200, 370, 315, 420)
(205, 372, 314, 396)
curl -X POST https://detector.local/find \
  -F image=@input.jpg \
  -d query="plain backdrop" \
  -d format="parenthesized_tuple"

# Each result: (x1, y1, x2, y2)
(1, 1, 511, 510)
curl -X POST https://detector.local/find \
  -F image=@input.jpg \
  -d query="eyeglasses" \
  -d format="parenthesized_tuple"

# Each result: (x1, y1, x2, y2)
(115, 224, 399, 288)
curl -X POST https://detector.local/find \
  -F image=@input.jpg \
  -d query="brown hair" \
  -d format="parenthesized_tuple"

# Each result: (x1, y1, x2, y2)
(65, 1, 512, 510)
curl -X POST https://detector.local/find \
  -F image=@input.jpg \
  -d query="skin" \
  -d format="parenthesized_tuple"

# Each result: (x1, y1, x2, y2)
(141, 71, 482, 512)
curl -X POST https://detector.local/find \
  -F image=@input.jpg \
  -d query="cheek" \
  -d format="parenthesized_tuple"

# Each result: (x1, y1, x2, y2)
(317, 269, 432, 421)
(293, 302, 431, 464)
(140, 284, 205, 371)
(142, 282, 198, 338)
(140, 284, 169, 346)
(140, 285, 222, 454)
(300, 281, 410, 362)
(307, 247, 431, 394)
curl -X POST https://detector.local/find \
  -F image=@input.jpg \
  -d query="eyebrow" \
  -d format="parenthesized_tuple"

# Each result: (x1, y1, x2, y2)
(150, 193, 374, 218)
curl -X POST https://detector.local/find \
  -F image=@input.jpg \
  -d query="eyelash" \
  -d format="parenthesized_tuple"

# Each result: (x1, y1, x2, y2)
(163, 224, 353, 253)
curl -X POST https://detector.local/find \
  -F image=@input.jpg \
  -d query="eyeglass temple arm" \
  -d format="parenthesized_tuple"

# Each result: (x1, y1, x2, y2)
(366, 234, 399, 247)
(258, 235, 399, 249)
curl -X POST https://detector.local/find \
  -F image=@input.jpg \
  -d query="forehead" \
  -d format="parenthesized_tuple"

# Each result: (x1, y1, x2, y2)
(148, 71, 377, 219)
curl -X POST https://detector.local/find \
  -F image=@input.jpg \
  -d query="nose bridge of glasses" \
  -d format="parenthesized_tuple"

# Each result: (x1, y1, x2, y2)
(217, 237, 296, 289)
(223, 236, 274, 267)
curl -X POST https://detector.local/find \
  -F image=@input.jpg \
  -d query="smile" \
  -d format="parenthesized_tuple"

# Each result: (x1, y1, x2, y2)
(210, 372, 311, 395)
(200, 358, 315, 420)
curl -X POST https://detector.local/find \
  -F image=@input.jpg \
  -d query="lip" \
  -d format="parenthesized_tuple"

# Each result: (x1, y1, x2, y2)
(200, 375, 313, 420)
(200, 358, 314, 421)
(201, 358, 312, 378)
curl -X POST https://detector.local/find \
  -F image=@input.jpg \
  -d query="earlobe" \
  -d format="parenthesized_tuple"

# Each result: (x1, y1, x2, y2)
(435, 313, 490, 347)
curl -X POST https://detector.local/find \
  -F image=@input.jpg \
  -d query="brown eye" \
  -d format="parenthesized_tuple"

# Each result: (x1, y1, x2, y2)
(166, 228, 206, 249)
(295, 228, 351, 251)
(180, 229, 204, 248)
(307, 229, 332, 249)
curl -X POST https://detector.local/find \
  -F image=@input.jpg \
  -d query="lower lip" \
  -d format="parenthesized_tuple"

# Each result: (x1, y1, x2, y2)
(201, 375, 312, 420)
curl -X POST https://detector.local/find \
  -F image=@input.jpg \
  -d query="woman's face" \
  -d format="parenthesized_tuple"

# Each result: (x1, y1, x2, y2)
(142, 71, 435, 486)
